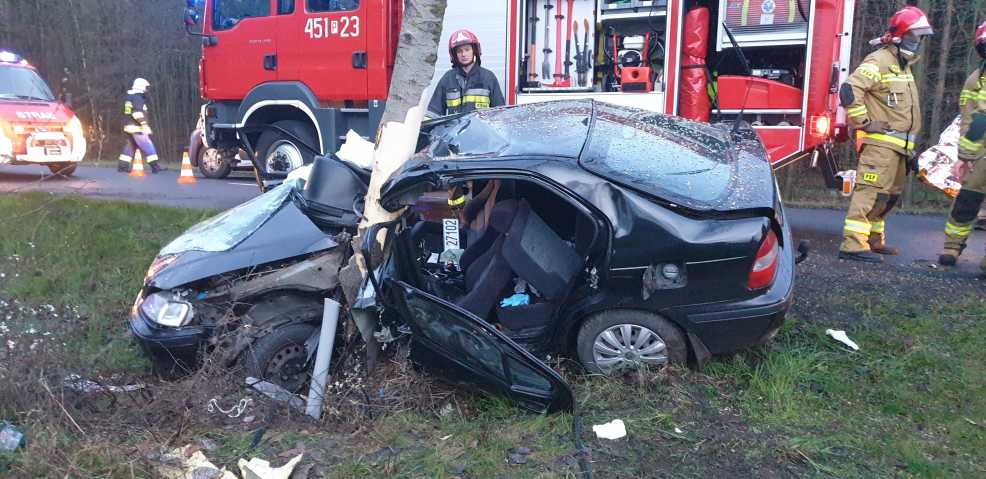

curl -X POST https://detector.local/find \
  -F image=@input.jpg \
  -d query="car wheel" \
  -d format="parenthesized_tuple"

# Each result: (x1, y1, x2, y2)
(47, 163, 77, 176)
(197, 146, 234, 179)
(576, 310, 687, 374)
(255, 120, 318, 176)
(241, 323, 317, 393)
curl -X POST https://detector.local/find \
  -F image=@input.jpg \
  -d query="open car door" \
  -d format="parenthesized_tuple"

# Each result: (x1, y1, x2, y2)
(387, 280, 574, 414)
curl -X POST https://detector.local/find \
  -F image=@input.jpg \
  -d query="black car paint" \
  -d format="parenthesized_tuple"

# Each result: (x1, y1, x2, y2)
(148, 202, 336, 290)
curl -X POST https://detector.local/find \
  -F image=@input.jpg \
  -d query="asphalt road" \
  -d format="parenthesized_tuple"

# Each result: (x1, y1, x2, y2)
(2, 164, 985, 274)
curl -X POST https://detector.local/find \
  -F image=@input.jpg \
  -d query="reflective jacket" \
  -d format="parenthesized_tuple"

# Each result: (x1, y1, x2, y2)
(123, 90, 150, 134)
(427, 65, 505, 119)
(958, 67, 986, 162)
(844, 47, 922, 155)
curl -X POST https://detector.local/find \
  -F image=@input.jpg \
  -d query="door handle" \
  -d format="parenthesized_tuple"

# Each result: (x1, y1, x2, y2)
(352, 51, 367, 69)
(264, 54, 277, 71)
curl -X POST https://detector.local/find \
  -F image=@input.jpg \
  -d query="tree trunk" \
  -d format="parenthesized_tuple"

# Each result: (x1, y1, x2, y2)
(928, 0, 953, 140)
(338, 0, 448, 307)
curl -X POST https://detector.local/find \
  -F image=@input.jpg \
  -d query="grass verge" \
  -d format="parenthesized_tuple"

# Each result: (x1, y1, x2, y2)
(0, 193, 983, 478)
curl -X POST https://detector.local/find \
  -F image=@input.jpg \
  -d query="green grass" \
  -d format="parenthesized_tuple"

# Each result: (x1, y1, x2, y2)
(0, 192, 984, 477)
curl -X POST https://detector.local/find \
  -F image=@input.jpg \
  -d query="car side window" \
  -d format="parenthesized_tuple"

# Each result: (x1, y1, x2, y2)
(278, 0, 295, 14)
(307, 0, 359, 12)
(212, 0, 270, 30)
(406, 300, 506, 379)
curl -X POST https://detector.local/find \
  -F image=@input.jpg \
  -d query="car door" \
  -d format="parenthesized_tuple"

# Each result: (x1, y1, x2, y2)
(387, 279, 574, 414)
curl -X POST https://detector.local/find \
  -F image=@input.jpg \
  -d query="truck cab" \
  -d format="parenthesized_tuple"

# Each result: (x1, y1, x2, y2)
(190, 0, 401, 185)
(0, 51, 86, 176)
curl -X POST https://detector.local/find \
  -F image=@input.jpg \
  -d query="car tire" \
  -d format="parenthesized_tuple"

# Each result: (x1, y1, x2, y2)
(241, 323, 317, 393)
(47, 163, 77, 176)
(576, 310, 687, 374)
(196, 145, 234, 179)
(254, 120, 318, 177)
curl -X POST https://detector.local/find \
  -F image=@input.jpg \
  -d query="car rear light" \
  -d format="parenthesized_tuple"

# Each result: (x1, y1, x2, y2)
(748, 229, 779, 290)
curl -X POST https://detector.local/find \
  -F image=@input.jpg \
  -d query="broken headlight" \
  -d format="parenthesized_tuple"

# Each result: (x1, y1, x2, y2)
(145, 254, 181, 284)
(140, 291, 194, 327)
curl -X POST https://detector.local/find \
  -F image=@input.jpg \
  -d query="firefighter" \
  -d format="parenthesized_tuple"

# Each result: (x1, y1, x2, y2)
(426, 29, 505, 119)
(837, 6, 933, 263)
(939, 20, 986, 271)
(118, 78, 161, 174)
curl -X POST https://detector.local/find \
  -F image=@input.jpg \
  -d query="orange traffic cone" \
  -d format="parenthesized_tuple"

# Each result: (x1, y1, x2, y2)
(130, 151, 145, 177)
(178, 151, 197, 184)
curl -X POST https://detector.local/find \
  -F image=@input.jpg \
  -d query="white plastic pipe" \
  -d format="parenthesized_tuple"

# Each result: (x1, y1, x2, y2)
(306, 298, 340, 419)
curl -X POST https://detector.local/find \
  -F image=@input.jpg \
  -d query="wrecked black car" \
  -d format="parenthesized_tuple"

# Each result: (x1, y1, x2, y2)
(131, 100, 793, 413)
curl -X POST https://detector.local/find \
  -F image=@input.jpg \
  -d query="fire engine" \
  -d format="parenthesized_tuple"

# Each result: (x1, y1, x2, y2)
(184, 0, 853, 186)
(0, 50, 87, 176)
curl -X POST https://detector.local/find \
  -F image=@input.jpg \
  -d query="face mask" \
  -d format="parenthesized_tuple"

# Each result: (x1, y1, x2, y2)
(899, 36, 923, 57)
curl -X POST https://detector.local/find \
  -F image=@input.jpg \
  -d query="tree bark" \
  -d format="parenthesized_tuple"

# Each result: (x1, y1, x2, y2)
(927, 0, 953, 139)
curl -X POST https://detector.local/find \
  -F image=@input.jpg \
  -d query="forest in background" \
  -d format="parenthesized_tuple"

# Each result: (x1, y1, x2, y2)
(0, 0, 983, 162)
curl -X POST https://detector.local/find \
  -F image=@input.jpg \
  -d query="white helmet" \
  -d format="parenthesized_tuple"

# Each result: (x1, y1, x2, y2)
(131, 78, 150, 93)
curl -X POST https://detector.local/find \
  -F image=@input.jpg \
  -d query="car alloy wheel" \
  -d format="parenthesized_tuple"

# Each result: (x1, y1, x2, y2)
(592, 324, 669, 373)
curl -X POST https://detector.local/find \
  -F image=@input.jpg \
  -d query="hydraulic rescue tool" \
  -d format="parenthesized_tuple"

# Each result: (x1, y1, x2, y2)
(553, 0, 564, 83)
(563, 0, 574, 83)
(528, 0, 539, 83)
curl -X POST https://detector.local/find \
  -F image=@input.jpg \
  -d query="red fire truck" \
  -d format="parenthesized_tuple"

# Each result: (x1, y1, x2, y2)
(0, 50, 87, 176)
(185, 0, 853, 186)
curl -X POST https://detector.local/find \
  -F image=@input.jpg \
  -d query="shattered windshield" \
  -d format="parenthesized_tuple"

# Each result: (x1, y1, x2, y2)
(582, 104, 750, 210)
(426, 101, 590, 159)
(0, 65, 55, 101)
(160, 178, 303, 255)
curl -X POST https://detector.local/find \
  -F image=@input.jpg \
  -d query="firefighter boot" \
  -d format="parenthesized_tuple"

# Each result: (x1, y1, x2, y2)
(938, 247, 961, 266)
(838, 250, 884, 263)
(149, 160, 162, 174)
(117, 155, 132, 173)
(867, 233, 900, 255)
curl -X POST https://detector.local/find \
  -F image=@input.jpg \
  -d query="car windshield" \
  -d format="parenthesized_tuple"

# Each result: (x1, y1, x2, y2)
(582, 104, 754, 211)
(0, 65, 55, 101)
(160, 178, 303, 255)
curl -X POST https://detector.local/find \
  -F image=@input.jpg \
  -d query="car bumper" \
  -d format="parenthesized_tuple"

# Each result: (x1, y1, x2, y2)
(2, 155, 81, 165)
(129, 307, 209, 373)
(670, 229, 796, 355)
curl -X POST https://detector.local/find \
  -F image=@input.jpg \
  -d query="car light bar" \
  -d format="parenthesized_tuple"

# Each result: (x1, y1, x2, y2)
(0, 51, 22, 64)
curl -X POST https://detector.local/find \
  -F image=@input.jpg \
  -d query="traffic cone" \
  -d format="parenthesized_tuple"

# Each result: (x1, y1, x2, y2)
(130, 151, 145, 177)
(178, 151, 197, 184)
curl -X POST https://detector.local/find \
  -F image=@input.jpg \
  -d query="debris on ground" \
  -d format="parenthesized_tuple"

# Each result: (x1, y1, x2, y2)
(246, 377, 305, 412)
(62, 374, 146, 394)
(238, 453, 303, 479)
(152, 445, 237, 479)
(592, 419, 627, 440)
(0, 422, 26, 451)
(825, 329, 860, 351)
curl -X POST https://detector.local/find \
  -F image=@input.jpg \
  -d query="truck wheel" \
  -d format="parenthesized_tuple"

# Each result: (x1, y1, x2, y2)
(255, 120, 318, 176)
(241, 323, 317, 393)
(197, 146, 234, 179)
(47, 163, 77, 176)
(576, 310, 687, 375)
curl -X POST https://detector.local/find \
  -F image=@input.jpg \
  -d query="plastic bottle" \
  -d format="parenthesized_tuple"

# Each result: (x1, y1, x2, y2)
(0, 422, 25, 451)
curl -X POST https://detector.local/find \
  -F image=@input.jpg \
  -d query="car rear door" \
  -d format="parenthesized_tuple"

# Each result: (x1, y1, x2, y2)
(387, 279, 573, 414)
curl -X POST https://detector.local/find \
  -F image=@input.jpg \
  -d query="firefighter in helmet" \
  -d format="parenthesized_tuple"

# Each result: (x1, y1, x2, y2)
(426, 29, 505, 119)
(938, 20, 986, 272)
(118, 78, 161, 174)
(837, 6, 933, 262)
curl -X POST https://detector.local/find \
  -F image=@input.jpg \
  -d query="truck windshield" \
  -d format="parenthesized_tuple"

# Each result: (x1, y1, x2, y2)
(212, 0, 270, 31)
(0, 66, 55, 102)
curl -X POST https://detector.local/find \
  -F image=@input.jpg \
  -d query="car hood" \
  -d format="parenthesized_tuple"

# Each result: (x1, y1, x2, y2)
(388, 100, 775, 213)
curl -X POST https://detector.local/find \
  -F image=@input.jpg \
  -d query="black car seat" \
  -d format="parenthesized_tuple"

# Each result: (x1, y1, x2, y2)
(455, 199, 519, 319)
(495, 200, 585, 331)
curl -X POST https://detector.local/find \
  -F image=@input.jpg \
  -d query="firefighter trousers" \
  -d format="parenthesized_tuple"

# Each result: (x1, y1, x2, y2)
(840, 145, 907, 253)
(943, 160, 986, 255)
(119, 133, 158, 165)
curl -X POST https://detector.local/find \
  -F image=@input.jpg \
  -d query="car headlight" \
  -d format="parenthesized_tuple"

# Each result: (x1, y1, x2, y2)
(65, 116, 86, 162)
(140, 291, 194, 327)
(145, 254, 180, 284)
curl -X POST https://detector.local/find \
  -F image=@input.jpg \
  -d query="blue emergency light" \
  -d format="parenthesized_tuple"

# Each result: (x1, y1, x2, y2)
(0, 51, 23, 64)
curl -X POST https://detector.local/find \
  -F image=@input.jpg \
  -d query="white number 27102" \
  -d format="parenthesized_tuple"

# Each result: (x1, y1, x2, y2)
(305, 16, 360, 39)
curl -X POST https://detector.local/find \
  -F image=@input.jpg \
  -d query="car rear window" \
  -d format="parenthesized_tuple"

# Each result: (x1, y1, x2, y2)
(582, 104, 752, 211)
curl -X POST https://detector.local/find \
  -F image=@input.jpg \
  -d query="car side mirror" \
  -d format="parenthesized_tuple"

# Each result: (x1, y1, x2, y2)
(183, 8, 200, 27)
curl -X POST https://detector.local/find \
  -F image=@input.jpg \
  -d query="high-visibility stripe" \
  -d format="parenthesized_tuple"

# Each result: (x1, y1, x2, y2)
(844, 219, 872, 235)
(462, 95, 491, 108)
(118, 155, 132, 163)
(146, 155, 159, 163)
(788, 0, 797, 23)
(959, 137, 984, 153)
(446, 98, 462, 108)
(871, 220, 885, 234)
(847, 105, 868, 118)
(865, 132, 917, 151)
(124, 101, 133, 115)
(741, 0, 749, 26)
(448, 195, 465, 206)
(858, 64, 880, 73)
(464, 88, 491, 97)
(945, 222, 973, 237)
(132, 111, 145, 120)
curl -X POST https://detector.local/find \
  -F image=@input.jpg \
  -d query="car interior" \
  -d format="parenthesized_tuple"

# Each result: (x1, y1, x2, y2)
(397, 178, 600, 348)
